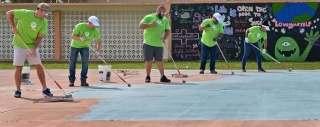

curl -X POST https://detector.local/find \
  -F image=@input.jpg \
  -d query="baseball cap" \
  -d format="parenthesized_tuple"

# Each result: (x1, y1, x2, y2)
(213, 13, 222, 21)
(262, 20, 270, 31)
(37, 3, 51, 14)
(88, 16, 99, 26)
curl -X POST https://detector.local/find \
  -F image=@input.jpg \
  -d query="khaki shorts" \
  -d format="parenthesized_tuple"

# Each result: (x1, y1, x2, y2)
(13, 46, 41, 66)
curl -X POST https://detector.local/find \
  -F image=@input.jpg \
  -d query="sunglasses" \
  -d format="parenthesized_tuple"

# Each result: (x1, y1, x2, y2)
(38, 8, 48, 13)
(160, 12, 167, 15)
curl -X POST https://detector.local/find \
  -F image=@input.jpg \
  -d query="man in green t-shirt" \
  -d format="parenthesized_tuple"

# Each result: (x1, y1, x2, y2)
(198, 13, 224, 74)
(6, 3, 53, 98)
(139, 5, 171, 83)
(68, 16, 102, 87)
(242, 20, 270, 72)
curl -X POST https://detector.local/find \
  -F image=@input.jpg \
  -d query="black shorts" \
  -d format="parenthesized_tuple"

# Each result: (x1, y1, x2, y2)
(143, 43, 163, 61)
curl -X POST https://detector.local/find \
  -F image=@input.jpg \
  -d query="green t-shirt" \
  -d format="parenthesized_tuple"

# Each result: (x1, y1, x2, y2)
(12, 9, 48, 49)
(71, 23, 101, 48)
(140, 13, 171, 47)
(248, 26, 267, 43)
(200, 19, 224, 47)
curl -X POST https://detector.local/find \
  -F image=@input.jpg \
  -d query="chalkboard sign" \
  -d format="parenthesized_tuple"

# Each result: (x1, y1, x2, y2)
(170, 3, 320, 61)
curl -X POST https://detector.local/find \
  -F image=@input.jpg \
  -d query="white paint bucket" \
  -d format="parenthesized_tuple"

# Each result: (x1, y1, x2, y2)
(21, 66, 31, 84)
(98, 65, 111, 82)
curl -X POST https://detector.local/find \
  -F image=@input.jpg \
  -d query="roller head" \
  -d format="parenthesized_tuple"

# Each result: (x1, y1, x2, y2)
(128, 84, 131, 87)
(64, 94, 72, 98)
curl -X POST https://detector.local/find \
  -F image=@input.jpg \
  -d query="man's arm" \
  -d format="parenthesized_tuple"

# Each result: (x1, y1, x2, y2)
(245, 29, 250, 38)
(71, 33, 83, 41)
(263, 40, 267, 49)
(34, 34, 44, 49)
(217, 33, 223, 39)
(199, 25, 207, 31)
(96, 39, 101, 51)
(163, 30, 170, 39)
(27, 33, 45, 57)
(6, 10, 18, 34)
(139, 21, 156, 29)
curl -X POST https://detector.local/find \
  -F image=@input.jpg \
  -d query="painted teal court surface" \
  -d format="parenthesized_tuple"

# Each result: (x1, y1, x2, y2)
(71, 71, 320, 121)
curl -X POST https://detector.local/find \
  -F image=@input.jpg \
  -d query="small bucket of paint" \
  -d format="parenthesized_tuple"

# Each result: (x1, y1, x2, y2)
(21, 66, 31, 84)
(98, 65, 111, 82)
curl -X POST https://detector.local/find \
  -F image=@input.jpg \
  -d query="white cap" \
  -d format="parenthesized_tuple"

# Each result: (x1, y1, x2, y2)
(88, 16, 99, 26)
(262, 25, 270, 31)
(213, 13, 222, 21)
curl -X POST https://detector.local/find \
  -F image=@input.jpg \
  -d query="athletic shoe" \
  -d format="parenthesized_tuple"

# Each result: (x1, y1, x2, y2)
(160, 75, 171, 82)
(81, 82, 89, 87)
(14, 90, 21, 98)
(210, 70, 217, 74)
(69, 83, 74, 87)
(199, 70, 204, 74)
(242, 69, 246, 72)
(145, 75, 151, 83)
(258, 68, 266, 72)
(42, 88, 53, 97)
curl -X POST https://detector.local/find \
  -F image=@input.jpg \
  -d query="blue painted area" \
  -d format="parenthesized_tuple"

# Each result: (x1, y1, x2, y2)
(273, 3, 317, 22)
(72, 71, 320, 120)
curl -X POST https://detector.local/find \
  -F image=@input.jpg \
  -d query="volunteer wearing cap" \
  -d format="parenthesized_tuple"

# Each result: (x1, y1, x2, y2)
(198, 13, 224, 74)
(68, 16, 102, 87)
(242, 20, 270, 72)
(6, 3, 53, 98)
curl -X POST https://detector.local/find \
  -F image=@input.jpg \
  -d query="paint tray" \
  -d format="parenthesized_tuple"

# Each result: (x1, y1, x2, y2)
(45, 95, 73, 102)
(171, 74, 188, 78)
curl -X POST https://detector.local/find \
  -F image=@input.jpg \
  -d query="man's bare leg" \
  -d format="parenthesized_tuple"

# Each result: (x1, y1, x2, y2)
(146, 60, 152, 76)
(14, 66, 23, 91)
(156, 61, 164, 77)
(35, 64, 47, 89)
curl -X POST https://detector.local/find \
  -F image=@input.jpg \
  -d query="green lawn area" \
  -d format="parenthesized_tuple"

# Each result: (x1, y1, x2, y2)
(0, 61, 319, 70)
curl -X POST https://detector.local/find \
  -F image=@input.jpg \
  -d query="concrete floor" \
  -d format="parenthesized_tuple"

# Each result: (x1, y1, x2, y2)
(71, 71, 320, 121)
(2, 69, 320, 127)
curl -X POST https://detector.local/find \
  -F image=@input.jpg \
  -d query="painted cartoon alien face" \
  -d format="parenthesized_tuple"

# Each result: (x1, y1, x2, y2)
(275, 37, 300, 61)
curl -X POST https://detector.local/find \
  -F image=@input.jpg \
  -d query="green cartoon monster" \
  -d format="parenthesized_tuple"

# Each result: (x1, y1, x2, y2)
(258, 30, 320, 61)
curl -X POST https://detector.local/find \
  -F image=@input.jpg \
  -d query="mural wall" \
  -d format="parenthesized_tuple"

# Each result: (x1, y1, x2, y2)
(171, 2, 320, 61)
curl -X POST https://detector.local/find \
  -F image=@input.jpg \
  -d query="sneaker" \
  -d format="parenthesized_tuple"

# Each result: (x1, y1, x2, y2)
(69, 83, 74, 87)
(199, 70, 204, 74)
(210, 70, 217, 74)
(14, 90, 21, 98)
(42, 88, 53, 97)
(258, 68, 266, 72)
(145, 75, 151, 83)
(242, 69, 246, 72)
(81, 82, 89, 87)
(160, 75, 171, 82)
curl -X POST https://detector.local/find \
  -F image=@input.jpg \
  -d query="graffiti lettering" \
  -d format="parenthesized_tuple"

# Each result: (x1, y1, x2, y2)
(253, 12, 261, 17)
(239, 12, 251, 17)
(224, 26, 233, 35)
(215, 5, 227, 13)
(235, 29, 246, 33)
(237, 6, 253, 12)
(179, 7, 195, 13)
(255, 6, 267, 13)
(229, 8, 237, 17)
(272, 18, 312, 29)
(193, 12, 210, 29)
